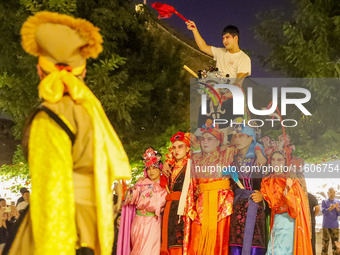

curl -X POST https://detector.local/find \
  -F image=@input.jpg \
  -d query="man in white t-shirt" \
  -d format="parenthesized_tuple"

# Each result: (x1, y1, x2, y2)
(187, 21, 251, 80)
(187, 22, 251, 128)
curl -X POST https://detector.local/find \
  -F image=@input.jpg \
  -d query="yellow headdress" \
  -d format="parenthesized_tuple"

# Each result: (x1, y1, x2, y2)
(21, 12, 131, 255)
(21, 11, 103, 67)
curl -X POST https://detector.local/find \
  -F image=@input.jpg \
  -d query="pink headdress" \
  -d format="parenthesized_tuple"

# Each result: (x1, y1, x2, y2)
(142, 147, 163, 177)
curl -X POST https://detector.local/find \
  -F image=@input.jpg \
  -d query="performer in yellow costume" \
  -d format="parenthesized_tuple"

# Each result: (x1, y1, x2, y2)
(4, 11, 131, 255)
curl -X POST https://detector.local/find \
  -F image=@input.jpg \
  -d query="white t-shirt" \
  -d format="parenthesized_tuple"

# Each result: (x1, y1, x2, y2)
(211, 46, 251, 78)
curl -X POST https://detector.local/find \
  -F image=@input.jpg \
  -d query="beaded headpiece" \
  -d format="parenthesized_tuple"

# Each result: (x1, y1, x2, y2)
(200, 119, 223, 144)
(260, 135, 295, 160)
(260, 135, 303, 170)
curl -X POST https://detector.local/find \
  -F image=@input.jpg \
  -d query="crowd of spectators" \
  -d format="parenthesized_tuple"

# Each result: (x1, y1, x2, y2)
(0, 187, 30, 246)
(0, 185, 338, 255)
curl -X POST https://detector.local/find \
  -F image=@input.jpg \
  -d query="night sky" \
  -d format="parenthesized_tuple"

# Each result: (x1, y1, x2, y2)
(137, 0, 294, 77)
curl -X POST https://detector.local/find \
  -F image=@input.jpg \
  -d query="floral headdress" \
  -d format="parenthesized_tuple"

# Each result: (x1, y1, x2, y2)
(166, 131, 190, 167)
(142, 147, 163, 177)
(170, 131, 190, 147)
(142, 147, 169, 188)
(260, 135, 303, 170)
(260, 135, 295, 160)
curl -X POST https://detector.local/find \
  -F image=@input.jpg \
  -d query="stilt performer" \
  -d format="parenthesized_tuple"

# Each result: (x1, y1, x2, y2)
(4, 11, 131, 255)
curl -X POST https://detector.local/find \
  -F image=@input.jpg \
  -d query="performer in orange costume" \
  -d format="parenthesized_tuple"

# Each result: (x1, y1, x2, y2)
(261, 136, 312, 255)
(186, 119, 238, 255)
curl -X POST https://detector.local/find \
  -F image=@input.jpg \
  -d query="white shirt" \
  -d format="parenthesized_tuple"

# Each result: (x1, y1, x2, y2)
(211, 47, 251, 78)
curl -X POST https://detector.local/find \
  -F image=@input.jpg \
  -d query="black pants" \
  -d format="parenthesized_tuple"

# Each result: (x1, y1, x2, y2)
(76, 247, 94, 255)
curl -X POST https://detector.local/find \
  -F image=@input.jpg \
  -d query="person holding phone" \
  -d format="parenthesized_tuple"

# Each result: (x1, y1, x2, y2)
(0, 199, 6, 209)
(322, 187, 340, 255)
(0, 207, 9, 245)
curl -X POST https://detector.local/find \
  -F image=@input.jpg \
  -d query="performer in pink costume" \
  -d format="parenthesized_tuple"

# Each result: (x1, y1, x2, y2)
(123, 147, 168, 255)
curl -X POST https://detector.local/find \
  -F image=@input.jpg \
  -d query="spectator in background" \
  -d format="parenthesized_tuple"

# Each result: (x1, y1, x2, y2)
(0, 207, 9, 245)
(112, 182, 122, 255)
(0, 199, 6, 208)
(322, 187, 340, 255)
(16, 187, 28, 206)
(112, 213, 121, 255)
(16, 190, 29, 214)
(308, 192, 320, 255)
(113, 181, 122, 222)
(6, 206, 20, 234)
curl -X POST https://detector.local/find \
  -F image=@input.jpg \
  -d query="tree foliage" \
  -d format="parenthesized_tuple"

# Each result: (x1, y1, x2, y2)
(254, 0, 340, 162)
(0, 145, 30, 192)
(0, 0, 198, 181)
(255, 0, 339, 78)
(0, 0, 191, 155)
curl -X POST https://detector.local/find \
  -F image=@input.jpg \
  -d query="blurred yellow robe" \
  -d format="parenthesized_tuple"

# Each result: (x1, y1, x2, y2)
(10, 95, 131, 255)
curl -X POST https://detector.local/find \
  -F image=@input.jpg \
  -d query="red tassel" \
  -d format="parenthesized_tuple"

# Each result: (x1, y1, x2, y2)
(160, 174, 169, 188)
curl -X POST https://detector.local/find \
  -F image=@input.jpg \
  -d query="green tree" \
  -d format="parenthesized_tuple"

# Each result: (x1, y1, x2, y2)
(0, 0, 191, 153)
(0, 0, 200, 182)
(0, 145, 30, 192)
(254, 0, 340, 162)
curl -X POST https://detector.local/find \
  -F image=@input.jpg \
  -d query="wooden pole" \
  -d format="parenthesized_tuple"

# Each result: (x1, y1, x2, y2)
(183, 65, 198, 78)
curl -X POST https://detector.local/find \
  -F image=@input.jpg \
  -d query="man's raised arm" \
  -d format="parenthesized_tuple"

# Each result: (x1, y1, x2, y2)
(186, 20, 213, 57)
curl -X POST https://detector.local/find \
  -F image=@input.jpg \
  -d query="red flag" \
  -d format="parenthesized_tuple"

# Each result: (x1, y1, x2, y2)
(151, 2, 188, 22)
